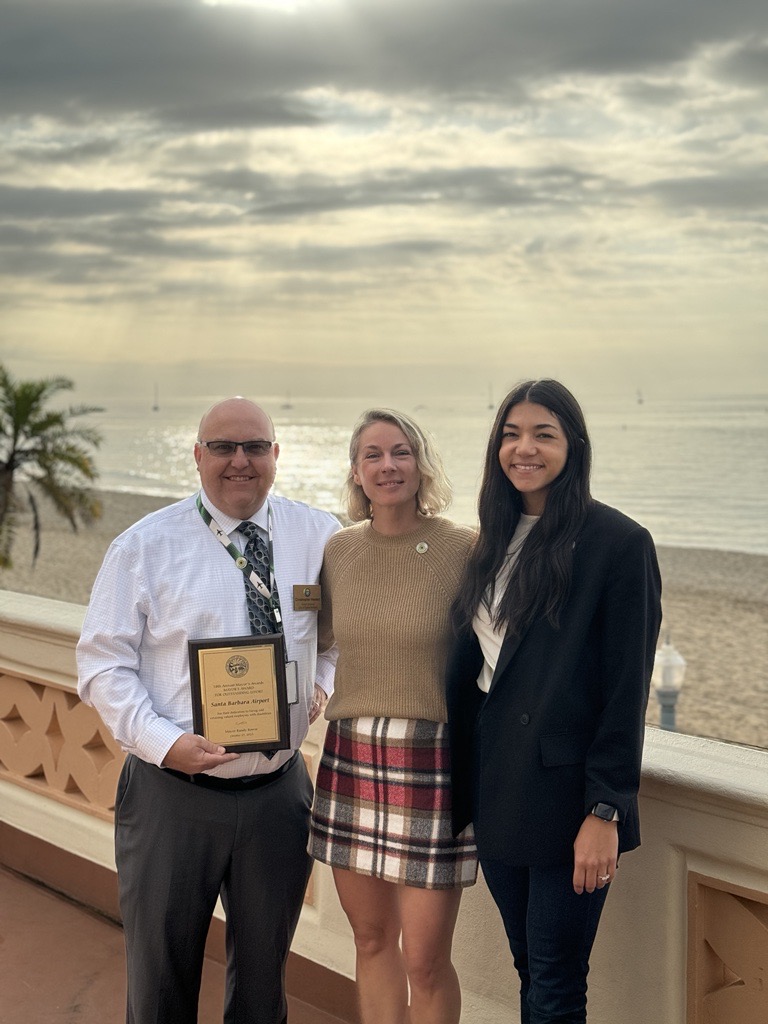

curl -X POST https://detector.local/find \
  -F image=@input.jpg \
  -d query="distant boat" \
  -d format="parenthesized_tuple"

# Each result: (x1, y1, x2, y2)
(488, 384, 495, 410)
(152, 384, 160, 412)
(280, 392, 293, 410)
(636, 389, 644, 405)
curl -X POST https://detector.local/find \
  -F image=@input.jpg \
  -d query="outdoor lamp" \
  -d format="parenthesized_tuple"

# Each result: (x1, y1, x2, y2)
(652, 636, 686, 732)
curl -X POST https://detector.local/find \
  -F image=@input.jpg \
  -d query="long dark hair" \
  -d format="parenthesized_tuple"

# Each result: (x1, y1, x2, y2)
(453, 379, 592, 636)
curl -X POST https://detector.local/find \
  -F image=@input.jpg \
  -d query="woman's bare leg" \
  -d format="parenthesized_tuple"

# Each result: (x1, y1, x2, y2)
(400, 885, 463, 1024)
(332, 868, 408, 1024)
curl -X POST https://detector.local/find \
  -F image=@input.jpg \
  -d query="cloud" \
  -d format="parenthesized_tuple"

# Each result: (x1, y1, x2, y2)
(3, 0, 767, 124)
(715, 38, 768, 85)
(0, 0, 765, 392)
(0, 184, 157, 219)
(639, 169, 768, 213)
(11, 139, 121, 164)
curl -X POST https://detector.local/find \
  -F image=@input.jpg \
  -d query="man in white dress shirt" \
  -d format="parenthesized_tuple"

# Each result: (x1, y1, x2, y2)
(77, 397, 339, 1024)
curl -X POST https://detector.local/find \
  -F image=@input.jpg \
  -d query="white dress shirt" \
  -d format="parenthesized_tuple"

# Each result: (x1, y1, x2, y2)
(77, 490, 339, 776)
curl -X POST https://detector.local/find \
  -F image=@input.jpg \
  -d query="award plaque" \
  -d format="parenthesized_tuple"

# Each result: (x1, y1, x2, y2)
(188, 634, 290, 752)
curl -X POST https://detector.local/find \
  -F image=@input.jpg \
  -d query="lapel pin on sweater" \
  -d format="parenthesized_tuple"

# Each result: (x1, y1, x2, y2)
(416, 542, 428, 554)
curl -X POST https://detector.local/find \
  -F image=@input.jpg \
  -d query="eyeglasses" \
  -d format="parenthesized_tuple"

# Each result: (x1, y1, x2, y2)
(197, 440, 275, 458)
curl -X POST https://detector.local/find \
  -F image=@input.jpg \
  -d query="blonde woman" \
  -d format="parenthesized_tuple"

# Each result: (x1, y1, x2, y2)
(309, 409, 477, 1024)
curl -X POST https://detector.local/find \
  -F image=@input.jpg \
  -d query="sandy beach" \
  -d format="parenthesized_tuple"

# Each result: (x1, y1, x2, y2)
(1, 490, 766, 749)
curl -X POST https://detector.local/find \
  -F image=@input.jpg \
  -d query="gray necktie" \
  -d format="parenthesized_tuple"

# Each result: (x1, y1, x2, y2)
(238, 521, 282, 637)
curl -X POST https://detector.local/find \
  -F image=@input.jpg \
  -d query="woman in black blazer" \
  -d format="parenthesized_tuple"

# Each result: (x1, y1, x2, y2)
(447, 379, 661, 1024)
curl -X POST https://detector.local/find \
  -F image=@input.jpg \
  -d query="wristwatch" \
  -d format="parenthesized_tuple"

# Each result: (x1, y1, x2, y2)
(591, 802, 618, 822)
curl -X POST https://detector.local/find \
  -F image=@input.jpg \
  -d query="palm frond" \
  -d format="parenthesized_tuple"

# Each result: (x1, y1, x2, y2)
(0, 364, 104, 568)
(27, 489, 41, 563)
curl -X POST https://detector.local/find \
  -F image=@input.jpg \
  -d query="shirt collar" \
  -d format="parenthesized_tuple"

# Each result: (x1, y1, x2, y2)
(199, 489, 269, 535)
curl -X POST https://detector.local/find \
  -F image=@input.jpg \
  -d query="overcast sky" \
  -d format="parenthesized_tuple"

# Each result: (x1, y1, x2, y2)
(1, 0, 766, 403)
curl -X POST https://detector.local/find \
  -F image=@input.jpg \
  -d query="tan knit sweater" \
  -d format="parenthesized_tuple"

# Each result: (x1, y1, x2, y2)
(320, 516, 476, 723)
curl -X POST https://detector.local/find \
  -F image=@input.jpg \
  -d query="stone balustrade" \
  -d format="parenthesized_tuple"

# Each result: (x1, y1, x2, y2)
(0, 672, 123, 818)
(0, 592, 123, 820)
(2, 589, 767, 1024)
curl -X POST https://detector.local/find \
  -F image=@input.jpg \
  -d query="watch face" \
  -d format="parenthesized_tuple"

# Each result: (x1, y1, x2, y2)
(593, 803, 616, 821)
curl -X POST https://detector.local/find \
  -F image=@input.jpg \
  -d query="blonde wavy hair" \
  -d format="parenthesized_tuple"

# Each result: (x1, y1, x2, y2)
(344, 408, 453, 522)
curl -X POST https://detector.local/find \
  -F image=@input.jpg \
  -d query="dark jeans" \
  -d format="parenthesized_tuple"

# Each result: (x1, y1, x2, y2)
(481, 859, 609, 1024)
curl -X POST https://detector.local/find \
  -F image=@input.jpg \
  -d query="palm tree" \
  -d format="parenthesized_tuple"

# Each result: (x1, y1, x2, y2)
(0, 364, 104, 568)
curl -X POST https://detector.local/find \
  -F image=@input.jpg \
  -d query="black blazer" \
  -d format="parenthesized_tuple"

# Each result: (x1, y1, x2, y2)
(447, 501, 662, 867)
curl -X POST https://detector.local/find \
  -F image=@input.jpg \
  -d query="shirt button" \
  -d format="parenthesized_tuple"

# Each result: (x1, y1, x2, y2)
(520, 713, 530, 725)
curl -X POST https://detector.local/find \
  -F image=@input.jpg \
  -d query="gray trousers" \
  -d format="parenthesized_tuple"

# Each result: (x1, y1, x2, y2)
(115, 754, 313, 1024)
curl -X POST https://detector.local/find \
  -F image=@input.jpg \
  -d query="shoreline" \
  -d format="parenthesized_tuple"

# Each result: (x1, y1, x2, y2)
(1, 490, 766, 749)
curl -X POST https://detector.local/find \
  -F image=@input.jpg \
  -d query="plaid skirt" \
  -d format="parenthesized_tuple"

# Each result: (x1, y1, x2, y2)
(309, 717, 478, 890)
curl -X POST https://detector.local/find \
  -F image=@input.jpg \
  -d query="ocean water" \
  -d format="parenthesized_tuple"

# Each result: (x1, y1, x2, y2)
(90, 391, 768, 556)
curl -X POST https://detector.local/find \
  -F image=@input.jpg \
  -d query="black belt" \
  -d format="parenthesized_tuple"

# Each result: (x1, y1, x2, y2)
(163, 751, 297, 791)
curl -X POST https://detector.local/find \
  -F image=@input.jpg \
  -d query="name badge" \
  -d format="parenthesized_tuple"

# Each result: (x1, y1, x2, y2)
(293, 584, 322, 611)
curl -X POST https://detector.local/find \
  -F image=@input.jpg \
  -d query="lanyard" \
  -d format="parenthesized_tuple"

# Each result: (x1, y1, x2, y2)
(196, 493, 282, 626)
